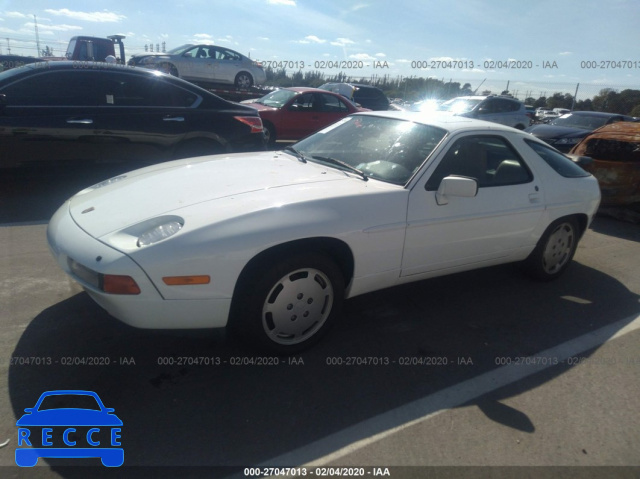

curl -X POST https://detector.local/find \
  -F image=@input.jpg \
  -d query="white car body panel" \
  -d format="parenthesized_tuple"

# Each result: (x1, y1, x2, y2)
(47, 113, 601, 331)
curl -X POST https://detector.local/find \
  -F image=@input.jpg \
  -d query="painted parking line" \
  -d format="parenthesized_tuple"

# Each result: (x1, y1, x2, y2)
(260, 312, 640, 467)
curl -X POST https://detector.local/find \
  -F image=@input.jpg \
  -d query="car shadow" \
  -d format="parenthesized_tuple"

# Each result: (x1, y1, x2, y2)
(8, 250, 640, 475)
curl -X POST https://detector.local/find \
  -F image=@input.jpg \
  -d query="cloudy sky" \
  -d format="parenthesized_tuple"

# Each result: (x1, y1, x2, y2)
(1, 0, 639, 91)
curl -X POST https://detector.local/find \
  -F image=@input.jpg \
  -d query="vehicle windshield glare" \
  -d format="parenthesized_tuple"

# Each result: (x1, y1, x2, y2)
(438, 98, 482, 114)
(294, 115, 447, 185)
(550, 114, 609, 130)
(256, 89, 298, 107)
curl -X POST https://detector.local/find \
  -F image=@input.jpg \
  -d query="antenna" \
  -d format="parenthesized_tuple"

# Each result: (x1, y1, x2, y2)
(34, 14, 42, 57)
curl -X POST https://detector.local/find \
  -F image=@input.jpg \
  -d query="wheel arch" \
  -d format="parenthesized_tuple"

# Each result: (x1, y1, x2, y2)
(568, 212, 589, 239)
(231, 237, 355, 304)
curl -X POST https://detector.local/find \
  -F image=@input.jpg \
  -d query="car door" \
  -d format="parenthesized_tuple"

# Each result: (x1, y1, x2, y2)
(88, 70, 195, 163)
(401, 133, 545, 277)
(176, 46, 209, 82)
(0, 69, 104, 167)
(278, 93, 351, 139)
(210, 47, 244, 84)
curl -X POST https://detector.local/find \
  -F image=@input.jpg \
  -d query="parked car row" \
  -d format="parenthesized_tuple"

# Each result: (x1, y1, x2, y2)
(525, 111, 636, 152)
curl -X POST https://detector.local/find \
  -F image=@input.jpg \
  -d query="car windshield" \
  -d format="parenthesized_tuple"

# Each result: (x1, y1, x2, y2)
(255, 89, 298, 107)
(37, 394, 102, 411)
(437, 98, 482, 114)
(166, 44, 195, 55)
(550, 113, 610, 130)
(293, 115, 447, 185)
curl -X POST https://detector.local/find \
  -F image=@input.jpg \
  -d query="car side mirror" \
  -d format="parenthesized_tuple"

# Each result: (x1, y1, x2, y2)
(436, 176, 478, 205)
(289, 104, 301, 111)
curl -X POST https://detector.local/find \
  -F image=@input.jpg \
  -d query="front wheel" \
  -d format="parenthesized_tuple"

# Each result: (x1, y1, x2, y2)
(230, 253, 344, 354)
(522, 217, 579, 281)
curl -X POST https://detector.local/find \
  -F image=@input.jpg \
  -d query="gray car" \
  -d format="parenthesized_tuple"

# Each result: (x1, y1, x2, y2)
(437, 95, 531, 130)
(128, 44, 266, 89)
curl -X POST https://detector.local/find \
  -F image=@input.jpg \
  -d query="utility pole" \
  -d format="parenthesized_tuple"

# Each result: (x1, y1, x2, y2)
(34, 15, 42, 57)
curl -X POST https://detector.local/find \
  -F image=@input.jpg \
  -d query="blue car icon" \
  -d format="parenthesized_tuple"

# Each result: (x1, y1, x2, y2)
(16, 390, 123, 467)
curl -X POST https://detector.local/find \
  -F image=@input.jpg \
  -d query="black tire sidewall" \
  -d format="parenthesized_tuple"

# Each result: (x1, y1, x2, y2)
(523, 217, 579, 281)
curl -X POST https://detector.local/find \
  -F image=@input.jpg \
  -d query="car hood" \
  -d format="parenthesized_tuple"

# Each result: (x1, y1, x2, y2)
(68, 152, 357, 239)
(130, 52, 169, 59)
(524, 124, 590, 139)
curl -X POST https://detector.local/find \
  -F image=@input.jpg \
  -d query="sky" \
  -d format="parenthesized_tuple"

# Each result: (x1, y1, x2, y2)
(1, 0, 639, 96)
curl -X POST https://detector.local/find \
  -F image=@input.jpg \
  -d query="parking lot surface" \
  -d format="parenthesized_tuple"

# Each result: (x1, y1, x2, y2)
(1, 165, 639, 478)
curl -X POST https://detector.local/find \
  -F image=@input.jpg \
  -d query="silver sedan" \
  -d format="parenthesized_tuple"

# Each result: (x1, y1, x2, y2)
(129, 44, 266, 88)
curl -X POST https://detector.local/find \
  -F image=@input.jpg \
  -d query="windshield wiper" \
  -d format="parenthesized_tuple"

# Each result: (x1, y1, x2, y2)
(283, 145, 307, 163)
(311, 155, 368, 181)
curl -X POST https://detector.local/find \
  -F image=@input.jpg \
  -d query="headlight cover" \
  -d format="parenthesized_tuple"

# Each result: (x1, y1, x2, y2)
(137, 221, 183, 247)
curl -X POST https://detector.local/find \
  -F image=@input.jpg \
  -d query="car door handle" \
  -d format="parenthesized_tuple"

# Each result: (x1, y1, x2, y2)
(66, 118, 93, 124)
(529, 193, 540, 203)
(163, 116, 185, 122)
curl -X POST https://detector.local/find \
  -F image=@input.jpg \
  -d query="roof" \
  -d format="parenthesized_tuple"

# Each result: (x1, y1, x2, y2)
(353, 110, 525, 133)
(582, 121, 640, 140)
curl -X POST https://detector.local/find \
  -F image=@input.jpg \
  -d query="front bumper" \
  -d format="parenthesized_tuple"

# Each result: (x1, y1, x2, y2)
(47, 202, 231, 329)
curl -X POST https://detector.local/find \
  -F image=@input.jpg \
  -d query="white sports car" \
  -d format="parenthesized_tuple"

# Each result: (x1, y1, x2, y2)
(47, 112, 601, 353)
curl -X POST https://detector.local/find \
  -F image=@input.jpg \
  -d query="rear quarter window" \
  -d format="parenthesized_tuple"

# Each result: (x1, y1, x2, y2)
(524, 139, 591, 177)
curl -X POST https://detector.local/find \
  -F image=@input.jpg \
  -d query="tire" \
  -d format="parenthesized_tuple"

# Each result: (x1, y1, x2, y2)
(263, 122, 276, 148)
(522, 217, 579, 281)
(230, 253, 344, 354)
(159, 62, 178, 77)
(234, 72, 253, 89)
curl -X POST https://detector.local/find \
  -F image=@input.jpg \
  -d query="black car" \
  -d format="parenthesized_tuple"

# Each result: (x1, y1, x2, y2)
(524, 111, 635, 152)
(318, 82, 390, 111)
(0, 62, 265, 168)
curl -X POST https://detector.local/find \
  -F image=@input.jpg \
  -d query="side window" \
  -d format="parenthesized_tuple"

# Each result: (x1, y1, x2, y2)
(291, 93, 314, 110)
(525, 140, 591, 177)
(182, 47, 198, 58)
(426, 135, 533, 191)
(101, 74, 199, 107)
(2, 71, 101, 106)
(316, 93, 348, 113)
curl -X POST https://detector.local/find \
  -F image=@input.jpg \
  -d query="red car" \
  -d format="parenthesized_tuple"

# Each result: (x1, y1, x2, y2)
(245, 87, 368, 146)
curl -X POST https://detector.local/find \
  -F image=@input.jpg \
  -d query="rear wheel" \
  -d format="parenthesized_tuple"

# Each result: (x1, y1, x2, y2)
(522, 217, 579, 281)
(230, 253, 344, 354)
(263, 122, 276, 148)
(234, 72, 254, 89)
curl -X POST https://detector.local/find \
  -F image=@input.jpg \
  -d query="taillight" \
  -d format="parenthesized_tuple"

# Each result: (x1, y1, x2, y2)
(235, 116, 264, 134)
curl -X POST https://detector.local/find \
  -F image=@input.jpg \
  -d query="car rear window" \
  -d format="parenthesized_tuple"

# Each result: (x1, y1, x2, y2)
(524, 140, 591, 177)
